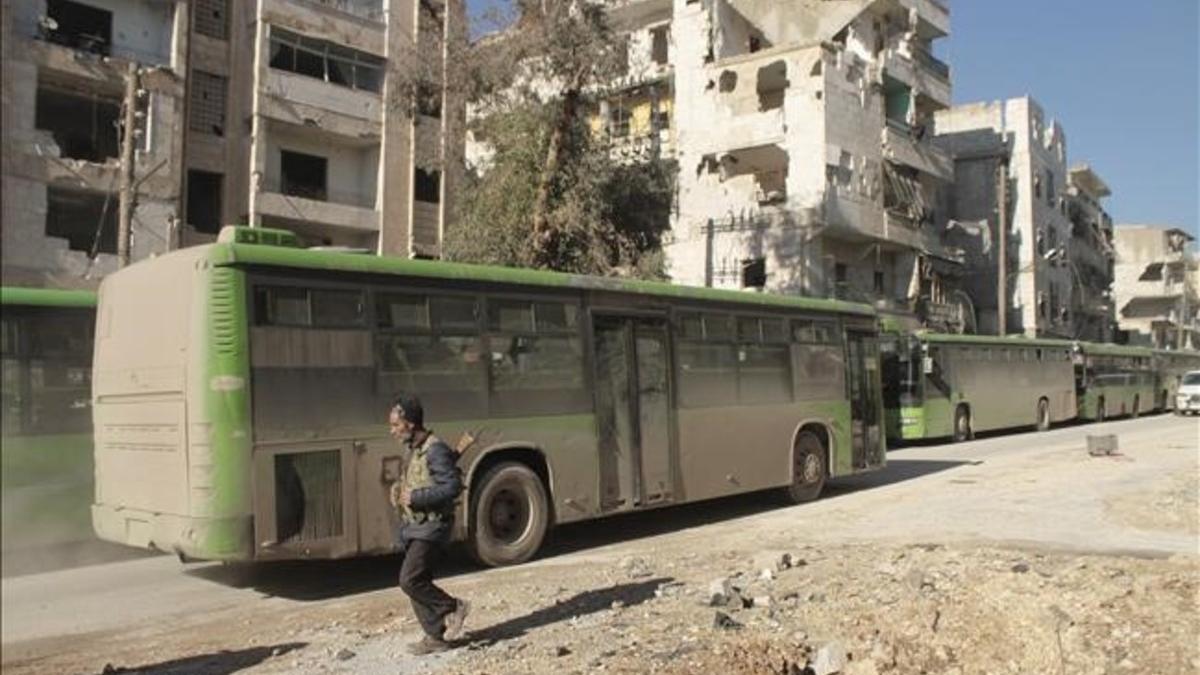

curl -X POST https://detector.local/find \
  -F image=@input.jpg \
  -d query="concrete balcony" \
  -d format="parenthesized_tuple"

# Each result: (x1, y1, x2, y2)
(261, 71, 382, 125)
(883, 122, 953, 181)
(884, 49, 951, 109)
(897, 0, 950, 38)
(695, 108, 785, 156)
(256, 185, 379, 233)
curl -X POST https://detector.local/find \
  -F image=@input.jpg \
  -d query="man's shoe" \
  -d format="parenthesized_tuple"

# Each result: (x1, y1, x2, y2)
(443, 599, 471, 641)
(407, 635, 452, 655)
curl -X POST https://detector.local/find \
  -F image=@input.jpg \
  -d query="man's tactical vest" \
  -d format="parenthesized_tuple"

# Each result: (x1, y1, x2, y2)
(399, 434, 446, 525)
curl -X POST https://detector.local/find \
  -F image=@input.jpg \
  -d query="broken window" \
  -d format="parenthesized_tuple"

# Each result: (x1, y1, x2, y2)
(280, 150, 328, 201)
(756, 61, 787, 111)
(45, 187, 116, 254)
(186, 170, 223, 234)
(741, 258, 766, 289)
(269, 27, 384, 93)
(883, 75, 912, 128)
(35, 86, 120, 162)
(651, 108, 670, 132)
(650, 26, 669, 66)
(194, 0, 227, 40)
(874, 271, 885, 294)
(414, 168, 441, 203)
(1044, 168, 1055, 205)
(608, 106, 631, 137)
(42, 0, 112, 55)
(718, 71, 737, 93)
(882, 162, 927, 223)
(189, 70, 227, 136)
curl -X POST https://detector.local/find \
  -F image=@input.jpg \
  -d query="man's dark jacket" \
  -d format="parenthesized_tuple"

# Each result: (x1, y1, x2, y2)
(397, 434, 462, 545)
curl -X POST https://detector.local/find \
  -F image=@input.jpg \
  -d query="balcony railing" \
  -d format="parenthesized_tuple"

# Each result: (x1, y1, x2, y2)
(262, 175, 376, 209)
(912, 47, 950, 83)
(303, 0, 385, 22)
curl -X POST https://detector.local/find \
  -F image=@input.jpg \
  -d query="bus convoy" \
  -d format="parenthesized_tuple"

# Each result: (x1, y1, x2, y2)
(2, 225, 1197, 566)
(1, 286, 97, 555)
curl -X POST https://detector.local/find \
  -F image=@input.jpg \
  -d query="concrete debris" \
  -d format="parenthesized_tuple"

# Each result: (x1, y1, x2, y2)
(777, 553, 794, 571)
(707, 578, 735, 606)
(333, 648, 355, 661)
(760, 568, 776, 582)
(619, 556, 653, 579)
(554, 645, 571, 657)
(712, 611, 743, 631)
(1011, 561, 1031, 574)
(810, 641, 847, 675)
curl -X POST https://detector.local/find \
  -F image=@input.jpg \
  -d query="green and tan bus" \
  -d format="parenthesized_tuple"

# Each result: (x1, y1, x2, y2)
(91, 226, 886, 566)
(1, 286, 97, 554)
(881, 332, 1077, 443)
(1073, 342, 1156, 421)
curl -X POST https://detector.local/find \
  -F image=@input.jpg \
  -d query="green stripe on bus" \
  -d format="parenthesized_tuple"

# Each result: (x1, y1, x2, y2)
(1, 286, 97, 308)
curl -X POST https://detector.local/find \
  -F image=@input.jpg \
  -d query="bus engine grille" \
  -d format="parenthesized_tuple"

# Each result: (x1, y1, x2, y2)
(274, 450, 343, 542)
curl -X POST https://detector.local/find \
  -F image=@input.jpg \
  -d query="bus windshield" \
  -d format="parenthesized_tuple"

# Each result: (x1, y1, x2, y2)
(882, 335, 922, 408)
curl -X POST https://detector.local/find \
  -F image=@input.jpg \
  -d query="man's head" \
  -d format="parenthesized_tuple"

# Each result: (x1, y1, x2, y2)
(389, 394, 425, 442)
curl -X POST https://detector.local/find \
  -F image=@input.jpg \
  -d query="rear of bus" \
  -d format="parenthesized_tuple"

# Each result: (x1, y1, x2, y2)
(880, 333, 932, 441)
(91, 243, 254, 560)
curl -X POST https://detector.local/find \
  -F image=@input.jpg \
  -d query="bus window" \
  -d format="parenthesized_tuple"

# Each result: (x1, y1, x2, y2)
(311, 289, 365, 327)
(677, 313, 703, 340)
(486, 299, 587, 416)
(761, 318, 788, 343)
(377, 292, 429, 329)
(677, 342, 736, 408)
(738, 343, 791, 404)
(256, 286, 310, 325)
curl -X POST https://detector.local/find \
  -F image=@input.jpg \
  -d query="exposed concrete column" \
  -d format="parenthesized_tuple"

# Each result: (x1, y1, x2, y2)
(439, 0, 466, 252)
(246, 13, 269, 227)
(378, 0, 416, 257)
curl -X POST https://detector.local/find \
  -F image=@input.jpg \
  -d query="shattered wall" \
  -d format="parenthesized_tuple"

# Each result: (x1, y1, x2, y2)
(2, 0, 185, 288)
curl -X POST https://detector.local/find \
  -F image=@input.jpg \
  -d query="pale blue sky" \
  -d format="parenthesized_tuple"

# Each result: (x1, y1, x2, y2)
(467, 0, 1200, 236)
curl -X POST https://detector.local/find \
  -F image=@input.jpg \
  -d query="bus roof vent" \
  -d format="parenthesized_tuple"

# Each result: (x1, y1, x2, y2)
(217, 225, 301, 248)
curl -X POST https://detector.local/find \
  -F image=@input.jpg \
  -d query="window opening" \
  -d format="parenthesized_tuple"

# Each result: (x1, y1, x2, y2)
(35, 86, 120, 161)
(280, 150, 328, 201)
(186, 170, 223, 234)
(45, 187, 116, 254)
(414, 168, 441, 203)
(43, 0, 112, 55)
(189, 70, 227, 136)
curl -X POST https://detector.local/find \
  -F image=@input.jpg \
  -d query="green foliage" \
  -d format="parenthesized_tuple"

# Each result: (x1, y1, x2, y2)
(445, 0, 673, 279)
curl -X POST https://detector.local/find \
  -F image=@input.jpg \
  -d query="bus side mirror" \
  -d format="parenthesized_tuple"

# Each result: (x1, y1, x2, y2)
(923, 356, 934, 375)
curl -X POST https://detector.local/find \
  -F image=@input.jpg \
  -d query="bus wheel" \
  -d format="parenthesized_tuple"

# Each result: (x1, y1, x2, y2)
(469, 462, 549, 567)
(952, 406, 972, 442)
(1131, 396, 1140, 419)
(1097, 398, 1106, 423)
(1036, 398, 1051, 432)
(783, 431, 826, 504)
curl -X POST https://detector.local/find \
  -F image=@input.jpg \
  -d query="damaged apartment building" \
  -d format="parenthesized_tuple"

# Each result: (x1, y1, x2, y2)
(598, 0, 967, 331)
(936, 97, 1116, 339)
(1111, 225, 1197, 350)
(2, 0, 461, 288)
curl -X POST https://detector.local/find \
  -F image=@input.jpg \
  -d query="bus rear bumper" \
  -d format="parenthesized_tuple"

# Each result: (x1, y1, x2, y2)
(92, 504, 253, 561)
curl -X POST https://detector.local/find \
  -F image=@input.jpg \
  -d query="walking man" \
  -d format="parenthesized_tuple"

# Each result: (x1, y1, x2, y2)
(388, 394, 470, 654)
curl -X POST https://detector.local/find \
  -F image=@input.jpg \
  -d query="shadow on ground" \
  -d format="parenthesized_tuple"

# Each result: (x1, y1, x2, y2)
(465, 577, 669, 646)
(186, 458, 969, 601)
(88, 642, 306, 675)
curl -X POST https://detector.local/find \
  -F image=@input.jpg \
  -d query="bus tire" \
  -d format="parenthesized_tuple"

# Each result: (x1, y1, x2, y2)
(469, 462, 549, 567)
(783, 431, 826, 504)
(1036, 398, 1051, 432)
(1131, 395, 1140, 419)
(952, 405, 972, 443)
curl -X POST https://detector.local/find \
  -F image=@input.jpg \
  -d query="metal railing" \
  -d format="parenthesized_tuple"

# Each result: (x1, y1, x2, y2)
(912, 47, 950, 83)
(261, 175, 376, 209)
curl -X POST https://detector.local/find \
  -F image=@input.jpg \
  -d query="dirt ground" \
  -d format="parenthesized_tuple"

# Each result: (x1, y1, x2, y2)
(2, 416, 1197, 675)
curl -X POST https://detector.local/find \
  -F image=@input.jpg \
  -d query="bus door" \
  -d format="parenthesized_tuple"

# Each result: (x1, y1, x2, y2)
(845, 331, 884, 469)
(592, 315, 674, 511)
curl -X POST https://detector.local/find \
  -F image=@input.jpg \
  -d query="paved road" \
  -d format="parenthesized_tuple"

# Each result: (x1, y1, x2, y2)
(3, 414, 1196, 648)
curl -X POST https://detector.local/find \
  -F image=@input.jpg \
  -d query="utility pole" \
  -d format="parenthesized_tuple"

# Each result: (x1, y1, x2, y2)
(1178, 246, 1190, 350)
(996, 158, 1008, 336)
(117, 62, 139, 267)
